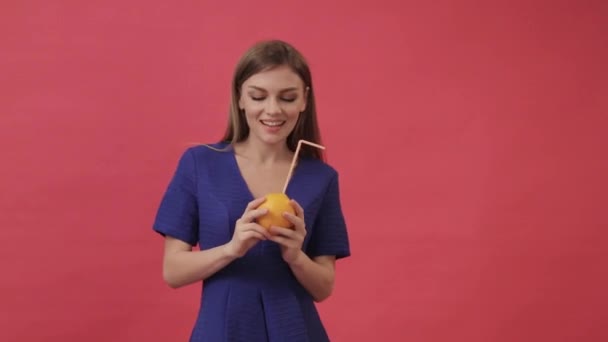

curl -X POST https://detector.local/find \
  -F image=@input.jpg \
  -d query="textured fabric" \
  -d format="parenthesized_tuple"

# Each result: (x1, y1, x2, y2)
(153, 143, 350, 342)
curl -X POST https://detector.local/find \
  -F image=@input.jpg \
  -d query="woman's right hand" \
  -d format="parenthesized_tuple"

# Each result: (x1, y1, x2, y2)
(226, 197, 272, 258)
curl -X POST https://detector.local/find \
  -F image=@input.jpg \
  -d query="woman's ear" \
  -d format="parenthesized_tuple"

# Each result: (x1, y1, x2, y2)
(301, 86, 310, 112)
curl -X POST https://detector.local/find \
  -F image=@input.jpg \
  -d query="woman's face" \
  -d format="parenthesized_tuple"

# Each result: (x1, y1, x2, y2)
(239, 65, 308, 147)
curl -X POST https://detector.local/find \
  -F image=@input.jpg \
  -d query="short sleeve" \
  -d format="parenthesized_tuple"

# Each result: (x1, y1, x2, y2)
(306, 172, 351, 260)
(152, 148, 199, 246)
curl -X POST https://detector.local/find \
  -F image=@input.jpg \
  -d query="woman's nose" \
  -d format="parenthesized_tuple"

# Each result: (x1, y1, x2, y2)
(265, 98, 281, 114)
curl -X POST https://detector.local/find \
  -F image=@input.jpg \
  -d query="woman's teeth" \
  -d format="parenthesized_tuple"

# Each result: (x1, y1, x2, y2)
(261, 120, 285, 127)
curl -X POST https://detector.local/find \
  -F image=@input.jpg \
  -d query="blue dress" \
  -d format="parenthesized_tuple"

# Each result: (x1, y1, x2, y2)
(152, 143, 351, 342)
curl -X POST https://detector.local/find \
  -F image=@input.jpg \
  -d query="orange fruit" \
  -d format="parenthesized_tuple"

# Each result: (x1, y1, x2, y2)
(256, 193, 295, 230)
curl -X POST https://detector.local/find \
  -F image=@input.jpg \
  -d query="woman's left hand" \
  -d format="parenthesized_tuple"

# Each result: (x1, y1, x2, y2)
(269, 199, 307, 265)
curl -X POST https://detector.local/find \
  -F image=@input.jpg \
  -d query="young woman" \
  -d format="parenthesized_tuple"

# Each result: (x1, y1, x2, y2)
(153, 39, 350, 342)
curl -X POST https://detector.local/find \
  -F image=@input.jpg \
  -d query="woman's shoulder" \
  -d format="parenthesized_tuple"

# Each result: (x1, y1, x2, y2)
(169, 142, 233, 173)
(182, 141, 233, 159)
(299, 156, 340, 180)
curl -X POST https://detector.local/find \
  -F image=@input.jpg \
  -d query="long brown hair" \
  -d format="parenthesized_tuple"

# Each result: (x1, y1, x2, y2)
(220, 40, 324, 160)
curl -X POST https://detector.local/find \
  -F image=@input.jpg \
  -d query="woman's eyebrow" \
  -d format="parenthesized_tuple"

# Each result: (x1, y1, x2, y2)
(247, 85, 299, 92)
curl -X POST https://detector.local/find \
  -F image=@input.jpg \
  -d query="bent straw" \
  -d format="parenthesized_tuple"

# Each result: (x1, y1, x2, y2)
(282, 139, 326, 194)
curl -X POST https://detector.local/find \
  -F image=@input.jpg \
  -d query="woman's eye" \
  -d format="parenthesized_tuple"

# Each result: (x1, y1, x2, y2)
(250, 96, 296, 102)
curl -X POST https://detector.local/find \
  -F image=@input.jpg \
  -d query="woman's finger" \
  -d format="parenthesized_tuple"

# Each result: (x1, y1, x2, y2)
(246, 223, 272, 239)
(270, 226, 297, 238)
(241, 208, 269, 223)
(245, 197, 267, 211)
(242, 230, 267, 241)
(282, 212, 306, 234)
(290, 199, 305, 219)
(237, 222, 270, 237)
(268, 234, 291, 247)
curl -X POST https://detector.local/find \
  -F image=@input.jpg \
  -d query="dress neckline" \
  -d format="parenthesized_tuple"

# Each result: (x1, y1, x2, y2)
(226, 143, 301, 201)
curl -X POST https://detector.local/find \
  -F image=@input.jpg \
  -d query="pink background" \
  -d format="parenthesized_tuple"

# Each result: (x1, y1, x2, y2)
(1, 1, 607, 341)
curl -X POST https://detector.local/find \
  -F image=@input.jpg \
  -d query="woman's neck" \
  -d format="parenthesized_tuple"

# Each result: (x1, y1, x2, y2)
(234, 138, 293, 165)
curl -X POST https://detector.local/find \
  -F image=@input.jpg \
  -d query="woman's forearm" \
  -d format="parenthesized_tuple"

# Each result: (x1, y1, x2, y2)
(163, 243, 238, 288)
(288, 252, 336, 302)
